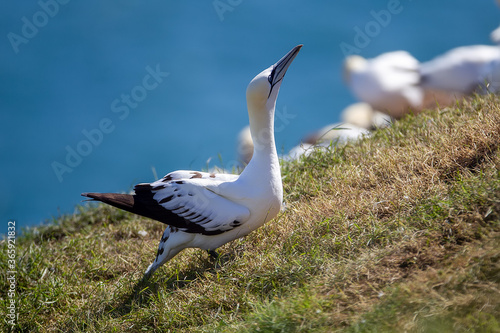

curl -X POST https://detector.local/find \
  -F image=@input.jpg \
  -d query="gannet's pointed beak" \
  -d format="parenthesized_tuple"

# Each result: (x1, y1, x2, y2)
(268, 44, 303, 97)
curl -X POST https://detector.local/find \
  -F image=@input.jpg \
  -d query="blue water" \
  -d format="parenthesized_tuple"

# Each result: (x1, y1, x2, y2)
(1, 1, 498, 233)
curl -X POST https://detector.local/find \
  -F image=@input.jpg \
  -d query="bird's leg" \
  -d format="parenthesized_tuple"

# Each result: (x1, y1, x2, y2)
(207, 249, 224, 270)
(207, 249, 220, 259)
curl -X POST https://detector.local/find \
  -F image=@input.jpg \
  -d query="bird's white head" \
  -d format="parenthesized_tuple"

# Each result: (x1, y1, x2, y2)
(246, 45, 303, 112)
(342, 54, 367, 84)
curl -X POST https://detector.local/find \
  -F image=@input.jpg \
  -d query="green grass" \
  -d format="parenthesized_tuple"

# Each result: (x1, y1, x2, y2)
(2, 94, 500, 332)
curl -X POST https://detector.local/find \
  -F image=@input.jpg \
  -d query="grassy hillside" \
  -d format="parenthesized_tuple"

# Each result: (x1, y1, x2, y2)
(2, 94, 500, 332)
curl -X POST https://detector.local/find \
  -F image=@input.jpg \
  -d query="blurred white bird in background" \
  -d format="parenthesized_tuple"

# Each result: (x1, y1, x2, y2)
(284, 102, 393, 163)
(285, 142, 316, 161)
(340, 102, 392, 130)
(302, 122, 371, 147)
(491, 26, 500, 45)
(343, 45, 500, 119)
(343, 51, 424, 119)
(283, 121, 370, 161)
(419, 45, 500, 95)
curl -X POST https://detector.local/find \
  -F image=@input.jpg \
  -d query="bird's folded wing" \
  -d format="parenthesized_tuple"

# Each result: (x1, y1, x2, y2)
(133, 177, 250, 235)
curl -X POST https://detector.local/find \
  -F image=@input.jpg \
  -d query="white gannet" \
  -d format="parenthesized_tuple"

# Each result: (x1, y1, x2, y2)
(419, 45, 500, 95)
(303, 122, 371, 146)
(283, 142, 316, 161)
(285, 103, 390, 162)
(82, 44, 302, 277)
(491, 25, 500, 45)
(340, 102, 392, 130)
(343, 51, 424, 119)
(284, 122, 369, 162)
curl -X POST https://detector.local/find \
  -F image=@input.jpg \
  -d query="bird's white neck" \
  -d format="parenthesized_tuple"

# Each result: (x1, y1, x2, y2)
(239, 100, 281, 185)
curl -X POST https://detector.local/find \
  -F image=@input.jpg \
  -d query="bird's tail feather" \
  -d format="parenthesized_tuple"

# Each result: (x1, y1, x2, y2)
(81, 192, 135, 213)
(81, 189, 179, 227)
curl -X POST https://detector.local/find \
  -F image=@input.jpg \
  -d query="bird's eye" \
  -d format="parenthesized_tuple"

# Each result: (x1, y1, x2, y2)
(268, 67, 276, 84)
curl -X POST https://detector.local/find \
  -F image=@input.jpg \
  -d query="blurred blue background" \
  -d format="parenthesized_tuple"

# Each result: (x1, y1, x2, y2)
(1, 0, 498, 233)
